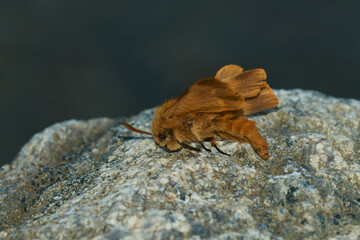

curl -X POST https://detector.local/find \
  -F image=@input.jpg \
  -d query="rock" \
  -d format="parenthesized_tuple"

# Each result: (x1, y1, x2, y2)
(0, 89, 360, 239)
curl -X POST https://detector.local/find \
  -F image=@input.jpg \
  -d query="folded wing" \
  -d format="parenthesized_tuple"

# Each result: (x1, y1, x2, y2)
(164, 77, 244, 117)
(216, 65, 279, 115)
(164, 65, 278, 118)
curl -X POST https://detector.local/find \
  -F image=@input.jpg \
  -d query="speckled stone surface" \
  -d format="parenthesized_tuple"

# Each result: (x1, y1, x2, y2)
(0, 90, 360, 239)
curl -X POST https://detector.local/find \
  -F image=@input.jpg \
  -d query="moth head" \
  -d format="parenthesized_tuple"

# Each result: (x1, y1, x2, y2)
(119, 119, 182, 152)
(151, 100, 182, 151)
(120, 99, 182, 152)
(152, 114, 181, 151)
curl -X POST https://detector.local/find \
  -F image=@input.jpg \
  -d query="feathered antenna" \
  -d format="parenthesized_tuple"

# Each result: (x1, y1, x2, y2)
(119, 122, 153, 135)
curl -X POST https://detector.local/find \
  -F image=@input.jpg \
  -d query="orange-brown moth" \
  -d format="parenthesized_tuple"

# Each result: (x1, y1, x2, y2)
(120, 64, 278, 159)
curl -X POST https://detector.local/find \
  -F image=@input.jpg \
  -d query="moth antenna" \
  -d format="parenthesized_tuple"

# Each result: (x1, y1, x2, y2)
(119, 122, 152, 135)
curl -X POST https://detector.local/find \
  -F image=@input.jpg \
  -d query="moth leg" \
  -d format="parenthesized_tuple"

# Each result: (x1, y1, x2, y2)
(179, 142, 201, 152)
(171, 134, 201, 152)
(203, 137, 230, 156)
(211, 140, 230, 156)
(215, 116, 270, 159)
(199, 142, 211, 152)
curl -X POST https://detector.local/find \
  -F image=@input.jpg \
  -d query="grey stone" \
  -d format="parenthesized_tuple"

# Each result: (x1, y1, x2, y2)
(0, 89, 360, 239)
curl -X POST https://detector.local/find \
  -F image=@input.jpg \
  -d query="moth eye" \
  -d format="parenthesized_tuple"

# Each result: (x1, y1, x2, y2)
(158, 134, 166, 140)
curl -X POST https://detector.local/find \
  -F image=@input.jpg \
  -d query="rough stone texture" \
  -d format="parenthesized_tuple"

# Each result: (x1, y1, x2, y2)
(0, 89, 360, 239)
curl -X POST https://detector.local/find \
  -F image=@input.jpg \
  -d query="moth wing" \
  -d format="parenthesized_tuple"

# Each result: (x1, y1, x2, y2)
(164, 78, 244, 117)
(220, 68, 267, 98)
(241, 84, 279, 115)
(217, 68, 279, 115)
(165, 65, 278, 117)
(215, 64, 244, 80)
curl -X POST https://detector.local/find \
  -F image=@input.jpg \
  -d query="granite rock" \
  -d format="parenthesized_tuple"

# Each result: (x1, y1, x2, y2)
(0, 89, 360, 239)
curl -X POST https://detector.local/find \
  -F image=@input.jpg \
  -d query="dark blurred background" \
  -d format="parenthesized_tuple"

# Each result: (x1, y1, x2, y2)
(1, 1, 359, 166)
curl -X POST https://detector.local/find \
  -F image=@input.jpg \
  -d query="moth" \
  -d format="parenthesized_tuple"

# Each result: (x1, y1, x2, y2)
(120, 64, 278, 159)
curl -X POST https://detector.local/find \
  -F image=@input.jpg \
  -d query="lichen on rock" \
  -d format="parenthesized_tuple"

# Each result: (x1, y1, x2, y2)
(0, 89, 359, 239)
